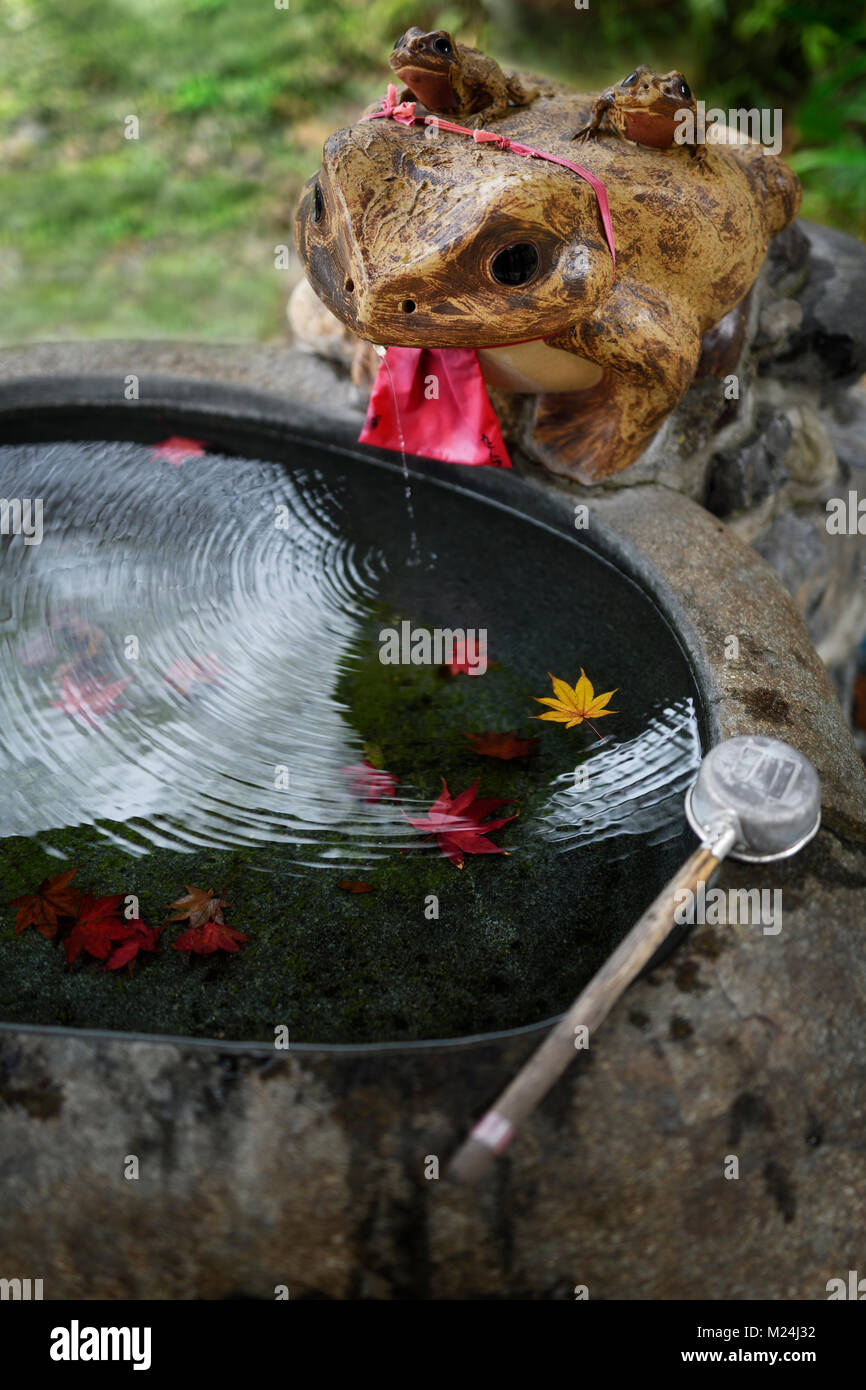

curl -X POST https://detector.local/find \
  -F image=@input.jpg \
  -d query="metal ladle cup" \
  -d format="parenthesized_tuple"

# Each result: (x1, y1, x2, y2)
(448, 735, 822, 1185)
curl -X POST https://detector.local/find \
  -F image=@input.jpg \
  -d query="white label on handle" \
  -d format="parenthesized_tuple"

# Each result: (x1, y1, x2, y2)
(470, 1111, 515, 1153)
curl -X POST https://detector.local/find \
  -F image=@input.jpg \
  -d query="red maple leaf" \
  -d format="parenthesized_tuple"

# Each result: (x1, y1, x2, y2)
(51, 673, 132, 726)
(464, 730, 539, 760)
(164, 652, 224, 696)
(151, 436, 206, 467)
(64, 894, 136, 966)
(344, 759, 398, 802)
(102, 921, 162, 974)
(404, 779, 517, 869)
(337, 879, 374, 894)
(443, 635, 491, 677)
(173, 919, 248, 955)
(8, 868, 82, 939)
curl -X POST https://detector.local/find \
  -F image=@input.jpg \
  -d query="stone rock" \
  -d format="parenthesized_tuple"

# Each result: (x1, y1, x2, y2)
(783, 405, 838, 486)
(752, 510, 866, 662)
(762, 220, 811, 295)
(756, 298, 803, 350)
(706, 409, 792, 516)
(826, 380, 866, 477)
(765, 223, 866, 384)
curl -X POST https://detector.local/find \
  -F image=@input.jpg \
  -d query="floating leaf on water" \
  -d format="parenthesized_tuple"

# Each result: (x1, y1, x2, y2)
(534, 669, 617, 735)
(403, 779, 517, 870)
(463, 730, 539, 760)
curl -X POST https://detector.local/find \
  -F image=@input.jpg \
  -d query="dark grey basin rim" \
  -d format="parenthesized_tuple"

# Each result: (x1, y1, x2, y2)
(0, 371, 715, 1058)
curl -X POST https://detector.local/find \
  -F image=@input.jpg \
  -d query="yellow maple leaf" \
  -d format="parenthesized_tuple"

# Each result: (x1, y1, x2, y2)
(534, 669, 617, 736)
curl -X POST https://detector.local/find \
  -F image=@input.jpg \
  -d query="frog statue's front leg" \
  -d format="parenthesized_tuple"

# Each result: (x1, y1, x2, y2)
(462, 104, 509, 128)
(571, 91, 615, 142)
(531, 281, 702, 483)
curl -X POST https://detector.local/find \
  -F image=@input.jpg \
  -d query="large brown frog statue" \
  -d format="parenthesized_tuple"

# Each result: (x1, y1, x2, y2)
(294, 40, 801, 483)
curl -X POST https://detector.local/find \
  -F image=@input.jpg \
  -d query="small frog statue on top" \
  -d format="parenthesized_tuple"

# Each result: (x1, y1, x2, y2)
(573, 64, 707, 168)
(387, 26, 540, 123)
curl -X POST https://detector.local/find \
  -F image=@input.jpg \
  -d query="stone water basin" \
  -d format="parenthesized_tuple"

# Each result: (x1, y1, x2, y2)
(0, 385, 703, 1045)
(0, 365, 864, 1300)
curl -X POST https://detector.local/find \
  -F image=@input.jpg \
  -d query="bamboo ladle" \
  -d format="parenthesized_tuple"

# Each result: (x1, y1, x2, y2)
(448, 735, 821, 1185)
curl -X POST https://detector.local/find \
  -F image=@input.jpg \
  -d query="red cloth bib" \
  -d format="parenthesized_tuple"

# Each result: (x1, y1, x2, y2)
(359, 346, 512, 468)
(355, 89, 616, 473)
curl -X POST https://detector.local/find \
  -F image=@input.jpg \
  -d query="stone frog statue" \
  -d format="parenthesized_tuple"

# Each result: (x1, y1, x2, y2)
(294, 41, 801, 482)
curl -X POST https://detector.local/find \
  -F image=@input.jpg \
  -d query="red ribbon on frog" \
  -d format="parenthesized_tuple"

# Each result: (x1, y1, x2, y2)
(356, 86, 616, 469)
(362, 85, 616, 274)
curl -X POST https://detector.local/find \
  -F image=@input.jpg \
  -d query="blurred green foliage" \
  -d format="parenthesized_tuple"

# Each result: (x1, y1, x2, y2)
(0, 0, 862, 343)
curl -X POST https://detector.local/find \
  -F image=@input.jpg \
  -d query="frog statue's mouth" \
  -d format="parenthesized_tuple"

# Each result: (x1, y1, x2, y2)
(389, 65, 460, 113)
(293, 122, 612, 352)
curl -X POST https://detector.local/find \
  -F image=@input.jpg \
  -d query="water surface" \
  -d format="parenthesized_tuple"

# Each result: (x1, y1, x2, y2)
(0, 434, 703, 1042)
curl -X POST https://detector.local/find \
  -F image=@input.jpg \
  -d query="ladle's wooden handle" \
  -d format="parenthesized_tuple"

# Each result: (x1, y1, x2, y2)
(448, 841, 727, 1185)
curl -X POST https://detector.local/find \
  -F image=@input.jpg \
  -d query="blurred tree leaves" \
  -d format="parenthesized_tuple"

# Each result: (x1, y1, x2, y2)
(0, 0, 862, 343)
(486, 0, 866, 232)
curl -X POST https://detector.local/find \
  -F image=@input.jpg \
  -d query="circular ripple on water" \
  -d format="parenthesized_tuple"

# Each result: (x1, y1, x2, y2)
(0, 440, 425, 860)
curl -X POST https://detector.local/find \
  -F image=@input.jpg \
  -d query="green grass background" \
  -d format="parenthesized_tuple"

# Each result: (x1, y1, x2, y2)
(1, 0, 863, 344)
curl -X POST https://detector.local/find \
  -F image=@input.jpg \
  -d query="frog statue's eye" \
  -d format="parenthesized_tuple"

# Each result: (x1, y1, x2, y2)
(621, 70, 640, 88)
(432, 35, 453, 55)
(674, 76, 692, 100)
(489, 242, 540, 287)
(313, 181, 324, 224)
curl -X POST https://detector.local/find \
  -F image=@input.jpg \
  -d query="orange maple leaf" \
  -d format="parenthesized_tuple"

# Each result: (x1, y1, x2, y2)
(464, 730, 539, 760)
(164, 884, 228, 930)
(8, 868, 82, 939)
